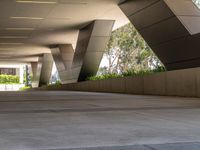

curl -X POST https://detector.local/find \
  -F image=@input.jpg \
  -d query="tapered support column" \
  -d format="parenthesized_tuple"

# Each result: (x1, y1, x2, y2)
(50, 20, 114, 83)
(31, 57, 43, 88)
(75, 20, 115, 81)
(51, 44, 74, 84)
(40, 53, 54, 86)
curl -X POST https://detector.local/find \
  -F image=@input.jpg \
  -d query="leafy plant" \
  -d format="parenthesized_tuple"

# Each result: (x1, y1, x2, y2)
(47, 80, 62, 87)
(19, 86, 30, 91)
(0, 75, 20, 84)
(87, 67, 166, 81)
(99, 23, 164, 75)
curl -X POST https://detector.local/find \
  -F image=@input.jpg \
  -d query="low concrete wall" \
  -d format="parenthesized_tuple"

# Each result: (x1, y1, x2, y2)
(40, 67, 200, 97)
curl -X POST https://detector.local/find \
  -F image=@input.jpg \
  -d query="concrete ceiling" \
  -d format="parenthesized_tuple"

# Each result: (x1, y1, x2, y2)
(0, 0, 129, 63)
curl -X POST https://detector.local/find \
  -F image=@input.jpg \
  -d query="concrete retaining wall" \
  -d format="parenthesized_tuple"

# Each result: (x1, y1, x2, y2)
(42, 67, 200, 97)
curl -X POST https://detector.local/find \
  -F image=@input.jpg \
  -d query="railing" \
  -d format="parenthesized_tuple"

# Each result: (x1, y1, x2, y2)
(0, 84, 25, 91)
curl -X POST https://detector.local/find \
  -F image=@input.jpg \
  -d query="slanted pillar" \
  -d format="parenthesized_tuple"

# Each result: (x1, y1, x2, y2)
(51, 44, 74, 84)
(31, 57, 43, 88)
(40, 53, 54, 86)
(119, 0, 200, 70)
(75, 20, 115, 81)
(50, 20, 114, 84)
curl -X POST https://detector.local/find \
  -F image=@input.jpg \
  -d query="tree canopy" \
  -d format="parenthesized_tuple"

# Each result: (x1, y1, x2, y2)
(99, 23, 164, 75)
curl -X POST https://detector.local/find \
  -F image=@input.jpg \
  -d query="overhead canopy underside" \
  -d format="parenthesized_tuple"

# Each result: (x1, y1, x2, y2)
(0, 0, 129, 63)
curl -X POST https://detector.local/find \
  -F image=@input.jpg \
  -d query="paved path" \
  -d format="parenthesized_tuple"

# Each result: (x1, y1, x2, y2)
(0, 91, 200, 150)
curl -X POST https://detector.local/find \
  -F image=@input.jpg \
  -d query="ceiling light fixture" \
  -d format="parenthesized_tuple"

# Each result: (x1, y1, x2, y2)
(59, 2, 87, 5)
(16, 0, 57, 4)
(0, 36, 28, 39)
(10, 17, 44, 20)
(0, 48, 15, 51)
(0, 43, 24, 45)
(6, 28, 35, 31)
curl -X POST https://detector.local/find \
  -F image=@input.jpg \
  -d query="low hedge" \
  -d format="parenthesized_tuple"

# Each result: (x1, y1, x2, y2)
(0, 74, 20, 84)
(87, 66, 166, 81)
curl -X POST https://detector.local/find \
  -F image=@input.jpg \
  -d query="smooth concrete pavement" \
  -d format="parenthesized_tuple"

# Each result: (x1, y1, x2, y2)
(1, 91, 200, 149)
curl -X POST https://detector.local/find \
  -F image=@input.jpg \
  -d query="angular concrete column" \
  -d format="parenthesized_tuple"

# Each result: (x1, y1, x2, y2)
(119, 0, 200, 70)
(67, 20, 114, 82)
(31, 57, 43, 88)
(76, 20, 115, 81)
(51, 44, 74, 84)
(51, 44, 74, 71)
(40, 53, 54, 86)
(51, 20, 114, 83)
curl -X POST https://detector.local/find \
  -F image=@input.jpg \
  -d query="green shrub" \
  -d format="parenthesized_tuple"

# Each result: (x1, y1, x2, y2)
(87, 66, 166, 81)
(87, 73, 121, 81)
(0, 74, 20, 84)
(19, 86, 30, 91)
(47, 80, 62, 87)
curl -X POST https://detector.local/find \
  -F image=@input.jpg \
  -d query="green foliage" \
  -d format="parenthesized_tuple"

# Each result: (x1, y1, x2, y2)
(19, 86, 30, 91)
(47, 80, 62, 87)
(0, 74, 20, 84)
(100, 23, 164, 75)
(87, 66, 166, 81)
(87, 73, 121, 80)
(150, 66, 166, 72)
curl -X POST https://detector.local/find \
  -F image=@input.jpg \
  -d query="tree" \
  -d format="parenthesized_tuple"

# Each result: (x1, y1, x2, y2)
(99, 23, 164, 74)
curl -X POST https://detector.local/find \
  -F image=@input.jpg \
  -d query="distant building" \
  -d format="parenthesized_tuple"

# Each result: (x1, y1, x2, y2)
(0, 68, 17, 75)
(0, 65, 24, 84)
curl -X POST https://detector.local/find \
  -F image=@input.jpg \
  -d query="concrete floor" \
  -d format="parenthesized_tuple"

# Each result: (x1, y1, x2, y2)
(1, 91, 200, 150)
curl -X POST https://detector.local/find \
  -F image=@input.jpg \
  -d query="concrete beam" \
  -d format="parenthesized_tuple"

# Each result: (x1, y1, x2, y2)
(39, 53, 54, 86)
(0, 57, 39, 63)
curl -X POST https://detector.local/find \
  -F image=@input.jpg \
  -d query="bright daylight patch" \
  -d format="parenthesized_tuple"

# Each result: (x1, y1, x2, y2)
(193, 0, 200, 9)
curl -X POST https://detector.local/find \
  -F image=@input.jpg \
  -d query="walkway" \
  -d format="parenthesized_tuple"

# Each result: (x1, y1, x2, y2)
(0, 91, 200, 150)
